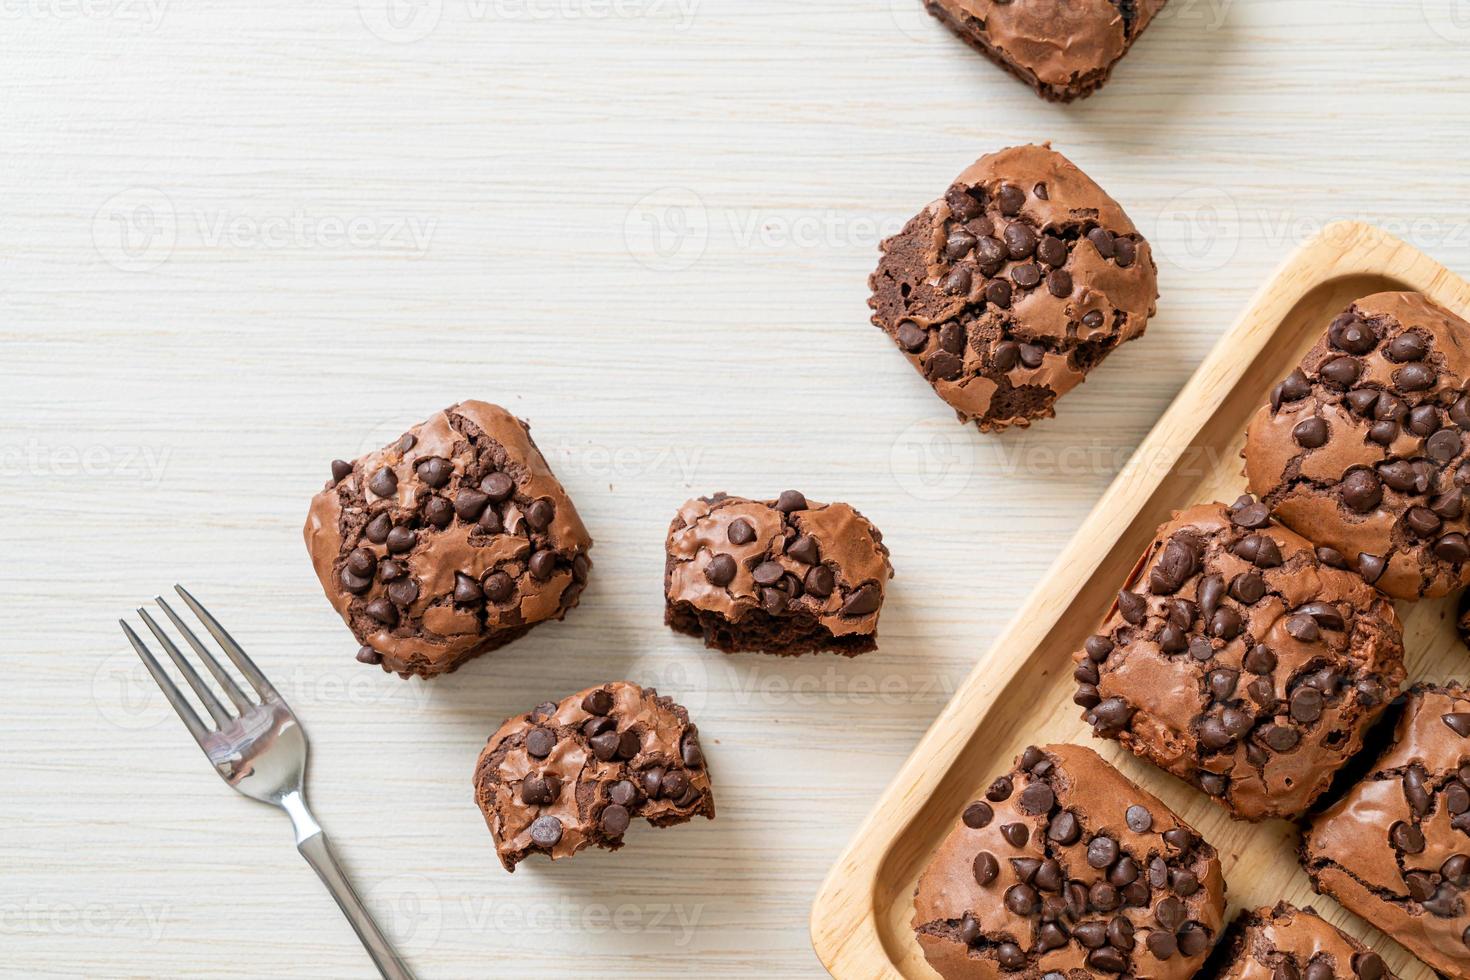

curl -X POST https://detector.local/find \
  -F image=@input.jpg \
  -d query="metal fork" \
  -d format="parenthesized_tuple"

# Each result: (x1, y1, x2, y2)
(120, 585, 415, 980)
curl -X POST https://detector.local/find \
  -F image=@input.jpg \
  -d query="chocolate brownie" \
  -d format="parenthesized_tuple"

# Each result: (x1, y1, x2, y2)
(1303, 684, 1470, 980)
(1075, 497, 1405, 822)
(1213, 903, 1393, 980)
(1244, 292, 1470, 601)
(913, 743, 1226, 980)
(472, 682, 714, 872)
(663, 491, 893, 656)
(304, 401, 592, 678)
(869, 144, 1157, 432)
(920, 0, 1167, 102)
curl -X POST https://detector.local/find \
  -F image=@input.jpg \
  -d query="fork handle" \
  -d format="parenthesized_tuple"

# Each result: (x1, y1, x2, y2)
(297, 831, 417, 980)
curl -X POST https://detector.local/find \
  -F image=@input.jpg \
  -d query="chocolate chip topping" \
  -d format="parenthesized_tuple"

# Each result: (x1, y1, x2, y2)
(305, 401, 594, 679)
(869, 144, 1157, 433)
(1075, 500, 1405, 822)
(664, 492, 893, 657)
(473, 682, 714, 872)
(915, 744, 1224, 980)
(1246, 293, 1470, 600)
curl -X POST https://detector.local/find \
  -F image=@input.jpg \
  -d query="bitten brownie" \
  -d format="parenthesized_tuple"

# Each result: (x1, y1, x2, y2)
(869, 144, 1157, 432)
(1244, 292, 1470, 601)
(1075, 497, 1405, 822)
(663, 491, 893, 656)
(304, 401, 592, 679)
(1303, 684, 1470, 980)
(1214, 903, 1393, 980)
(913, 743, 1225, 980)
(472, 682, 714, 872)
(921, 0, 1167, 102)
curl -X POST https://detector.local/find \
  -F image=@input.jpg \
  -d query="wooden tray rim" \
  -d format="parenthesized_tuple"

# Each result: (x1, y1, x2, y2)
(808, 221, 1470, 979)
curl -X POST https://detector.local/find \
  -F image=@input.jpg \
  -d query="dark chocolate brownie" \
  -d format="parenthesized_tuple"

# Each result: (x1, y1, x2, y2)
(663, 491, 893, 656)
(1303, 684, 1470, 980)
(870, 144, 1157, 432)
(473, 681, 714, 872)
(920, 0, 1168, 102)
(305, 401, 592, 678)
(1245, 292, 1470, 601)
(1212, 903, 1393, 980)
(1075, 498, 1405, 822)
(913, 743, 1226, 980)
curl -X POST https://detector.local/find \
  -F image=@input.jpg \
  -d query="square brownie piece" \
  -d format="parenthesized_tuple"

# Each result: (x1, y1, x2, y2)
(869, 144, 1157, 432)
(1214, 903, 1393, 980)
(305, 401, 592, 678)
(663, 491, 893, 656)
(913, 743, 1226, 980)
(473, 682, 713, 871)
(1075, 497, 1405, 821)
(921, 0, 1168, 102)
(1303, 684, 1470, 979)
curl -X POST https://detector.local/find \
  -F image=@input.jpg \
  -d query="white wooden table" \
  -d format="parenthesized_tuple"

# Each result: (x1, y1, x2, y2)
(7, 1, 1470, 976)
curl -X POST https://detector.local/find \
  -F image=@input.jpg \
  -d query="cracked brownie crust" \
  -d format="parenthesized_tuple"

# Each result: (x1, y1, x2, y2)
(913, 743, 1225, 980)
(305, 401, 592, 678)
(473, 681, 714, 872)
(1303, 684, 1470, 980)
(870, 144, 1157, 432)
(1214, 903, 1393, 980)
(1075, 497, 1405, 822)
(921, 0, 1168, 102)
(1244, 292, 1470, 601)
(663, 491, 893, 656)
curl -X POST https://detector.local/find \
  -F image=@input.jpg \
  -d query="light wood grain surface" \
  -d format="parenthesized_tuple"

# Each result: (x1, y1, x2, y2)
(6, 1, 1470, 977)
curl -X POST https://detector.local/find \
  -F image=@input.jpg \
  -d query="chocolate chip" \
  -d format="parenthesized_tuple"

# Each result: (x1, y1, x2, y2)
(704, 554, 737, 587)
(1037, 235, 1066, 267)
(775, 490, 806, 513)
(1018, 782, 1055, 815)
(482, 571, 515, 603)
(1146, 930, 1177, 960)
(1000, 822, 1029, 847)
(1444, 712, 1470, 736)
(1124, 805, 1152, 833)
(330, 459, 353, 483)
(996, 183, 1025, 215)
(962, 801, 993, 828)
(1293, 417, 1328, 448)
(1243, 644, 1276, 675)
(1357, 552, 1386, 583)
(896, 321, 930, 353)
(973, 851, 999, 886)
(1353, 952, 1386, 980)
(1019, 343, 1045, 369)
(1395, 362, 1437, 391)
(526, 727, 556, 758)
(840, 584, 882, 616)
(1087, 227, 1115, 258)
(365, 597, 398, 626)
(528, 550, 557, 580)
(1003, 883, 1038, 915)
(364, 512, 392, 544)
(943, 230, 976, 261)
(1082, 309, 1105, 329)
(1289, 686, 1324, 723)
(1118, 590, 1147, 624)
(1087, 835, 1120, 869)
(1208, 669, 1238, 701)
(416, 457, 451, 489)
(1150, 539, 1199, 595)
(1340, 469, 1383, 513)
(660, 770, 690, 800)
(1436, 533, 1470, 562)
(1003, 222, 1037, 259)
(726, 518, 757, 546)
(1407, 506, 1443, 538)
(1261, 724, 1299, 751)
(385, 525, 416, 554)
(529, 815, 562, 847)
(1230, 572, 1266, 604)
(368, 466, 398, 498)
(1048, 810, 1081, 845)
(1012, 263, 1042, 289)
(1046, 269, 1073, 298)
(942, 267, 971, 296)
(938, 322, 966, 354)
(1210, 606, 1243, 640)
(1273, 369, 1311, 409)
(1114, 238, 1137, 268)
(1390, 820, 1425, 853)
(1430, 428, 1464, 463)
(752, 561, 785, 586)
(1229, 497, 1272, 528)
(1404, 765, 1432, 816)
(1319, 356, 1361, 387)
(1090, 697, 1132, 734)
(986, 776, 1013, 802)
(525, 498, 555, 531)
(521, 773, 560, 805)
(1330, 314, 1378, 354)
(355, 645, 382, 665)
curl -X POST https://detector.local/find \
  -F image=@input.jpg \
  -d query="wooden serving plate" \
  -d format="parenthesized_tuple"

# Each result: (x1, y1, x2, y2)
(810, 222, 1470, 980)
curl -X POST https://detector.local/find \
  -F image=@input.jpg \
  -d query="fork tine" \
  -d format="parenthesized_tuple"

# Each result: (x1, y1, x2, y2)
(138, 608, 235, 728)
(155, 597, 254, 713)
(120, 620, 213, 746)
(173, 585, 281, 702)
